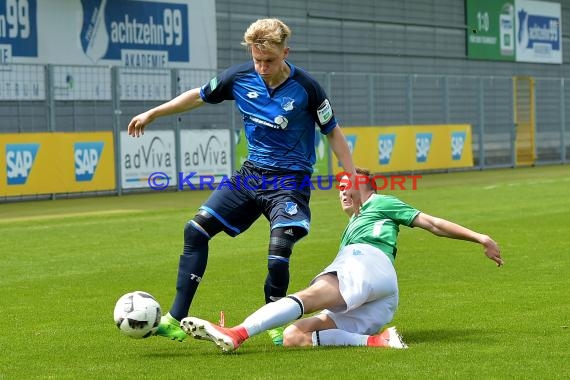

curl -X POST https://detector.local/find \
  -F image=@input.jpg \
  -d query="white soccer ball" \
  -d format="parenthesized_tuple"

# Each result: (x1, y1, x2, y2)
(113, 291, 162, 339)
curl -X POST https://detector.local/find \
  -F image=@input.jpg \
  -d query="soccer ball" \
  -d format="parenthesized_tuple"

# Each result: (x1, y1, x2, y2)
(113, 291, 161, 339)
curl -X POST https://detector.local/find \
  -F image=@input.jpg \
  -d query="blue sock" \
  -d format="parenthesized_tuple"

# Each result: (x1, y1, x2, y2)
(264, 256, 290, 303)
(169, 223, 209, 321)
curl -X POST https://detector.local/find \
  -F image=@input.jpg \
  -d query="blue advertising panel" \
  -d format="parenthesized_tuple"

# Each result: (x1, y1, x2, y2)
(3, 0, 215, 69)
(0, 0, 38, 61)
(80, 0, 189, 65)
(515, 0, 562, 63)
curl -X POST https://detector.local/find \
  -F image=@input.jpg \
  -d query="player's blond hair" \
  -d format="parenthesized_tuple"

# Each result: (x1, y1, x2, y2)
(241, 18, 291, 51)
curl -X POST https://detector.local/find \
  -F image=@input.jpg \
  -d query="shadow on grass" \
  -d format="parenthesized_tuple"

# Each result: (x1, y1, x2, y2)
(402, 327, 492, 344)
(142, 327, 495, 357)
(143, 345, 260, 358)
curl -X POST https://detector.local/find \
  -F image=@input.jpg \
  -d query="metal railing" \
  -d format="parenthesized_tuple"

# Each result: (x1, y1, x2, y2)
(1, 63, 569, 169)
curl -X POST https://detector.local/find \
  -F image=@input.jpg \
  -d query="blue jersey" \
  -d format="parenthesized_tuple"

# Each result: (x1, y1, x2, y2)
(200, 61, 337, 174)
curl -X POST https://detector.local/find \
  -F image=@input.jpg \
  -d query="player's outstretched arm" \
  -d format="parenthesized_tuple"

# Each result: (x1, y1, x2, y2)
(127, 87, 205, 137)
(327, 126, 361, 214)
(412, 212, 503, 266)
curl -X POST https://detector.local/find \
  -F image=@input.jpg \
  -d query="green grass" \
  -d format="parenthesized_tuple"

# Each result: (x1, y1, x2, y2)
(1, 165, 569, 379)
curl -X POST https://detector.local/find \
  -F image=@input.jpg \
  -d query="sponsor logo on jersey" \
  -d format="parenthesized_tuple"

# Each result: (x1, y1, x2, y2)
(249, 115, 286, 130)
(247, 91, 259, 99)
(209, 77, 218, 91)
(74, 142, 104, 182)
(6, 143, 40, 185)
(274, 115, 289, 129)
(317, 99, 333, 124)
(416, 133, 432, 163)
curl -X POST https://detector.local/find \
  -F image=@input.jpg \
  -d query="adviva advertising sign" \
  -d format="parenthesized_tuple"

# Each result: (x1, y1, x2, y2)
(120, 130, 176, 189)
(179, 129, 231, 184)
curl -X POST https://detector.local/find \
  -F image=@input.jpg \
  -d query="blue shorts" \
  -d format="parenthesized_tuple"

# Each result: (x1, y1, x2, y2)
(200, 161, 311, 237)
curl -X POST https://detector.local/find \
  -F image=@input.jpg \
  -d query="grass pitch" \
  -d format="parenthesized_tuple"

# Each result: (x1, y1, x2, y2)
(1, 165, 569, 379)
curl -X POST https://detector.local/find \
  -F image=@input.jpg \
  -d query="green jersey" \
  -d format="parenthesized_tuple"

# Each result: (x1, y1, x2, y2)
(339, 194, 420, 262)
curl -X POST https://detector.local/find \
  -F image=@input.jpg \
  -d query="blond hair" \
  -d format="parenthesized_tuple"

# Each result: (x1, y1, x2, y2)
(242, 18, 291, 51)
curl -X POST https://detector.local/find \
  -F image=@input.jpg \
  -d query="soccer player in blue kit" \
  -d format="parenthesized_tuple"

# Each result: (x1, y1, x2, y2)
(127, 18, 360, 343)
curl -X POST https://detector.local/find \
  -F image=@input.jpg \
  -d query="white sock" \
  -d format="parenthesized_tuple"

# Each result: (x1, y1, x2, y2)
(241, 296, 303, 337)
(312, 329, 368, 346)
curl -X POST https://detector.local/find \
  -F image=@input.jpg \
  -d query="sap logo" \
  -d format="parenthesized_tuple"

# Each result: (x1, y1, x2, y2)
(451, 132, 466, 161)
(416, 133, 432, 163)
(184, 135, 228, 167)
(338, 135, 357, 166)
(75, 142, 104, 182)
(378, 134, 396, 165)
(6, 143, 40, 185)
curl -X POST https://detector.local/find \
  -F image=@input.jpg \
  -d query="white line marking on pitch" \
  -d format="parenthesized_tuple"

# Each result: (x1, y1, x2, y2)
(0, 209, 143, 223)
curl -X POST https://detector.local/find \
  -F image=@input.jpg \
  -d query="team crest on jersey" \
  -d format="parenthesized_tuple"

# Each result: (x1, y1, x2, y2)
(284, 202, 298, 215)
(281, 97, 295, 112)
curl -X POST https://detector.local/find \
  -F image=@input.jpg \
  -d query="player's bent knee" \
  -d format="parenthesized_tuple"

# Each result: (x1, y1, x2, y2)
(184, 220, 209, 242)
(182, 212, 224, 257)
(283, 325, 312, 347)
(187, 210, 224, 239)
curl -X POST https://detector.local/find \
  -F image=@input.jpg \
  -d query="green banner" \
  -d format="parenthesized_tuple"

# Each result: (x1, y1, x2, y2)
(466, 0, 515, 61)
(234, 128, 330, 175)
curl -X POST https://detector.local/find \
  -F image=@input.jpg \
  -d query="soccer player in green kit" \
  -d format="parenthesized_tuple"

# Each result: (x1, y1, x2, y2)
(180, 168, 503, 351)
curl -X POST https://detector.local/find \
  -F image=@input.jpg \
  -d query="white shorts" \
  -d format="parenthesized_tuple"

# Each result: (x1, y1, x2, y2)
(312, 243, 399, 335)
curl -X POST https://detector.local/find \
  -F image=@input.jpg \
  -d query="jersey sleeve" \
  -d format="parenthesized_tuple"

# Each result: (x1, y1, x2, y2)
(200, 64, 241, 104)
(294, 67, 338, 134)
(382, 196, 421, 227)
